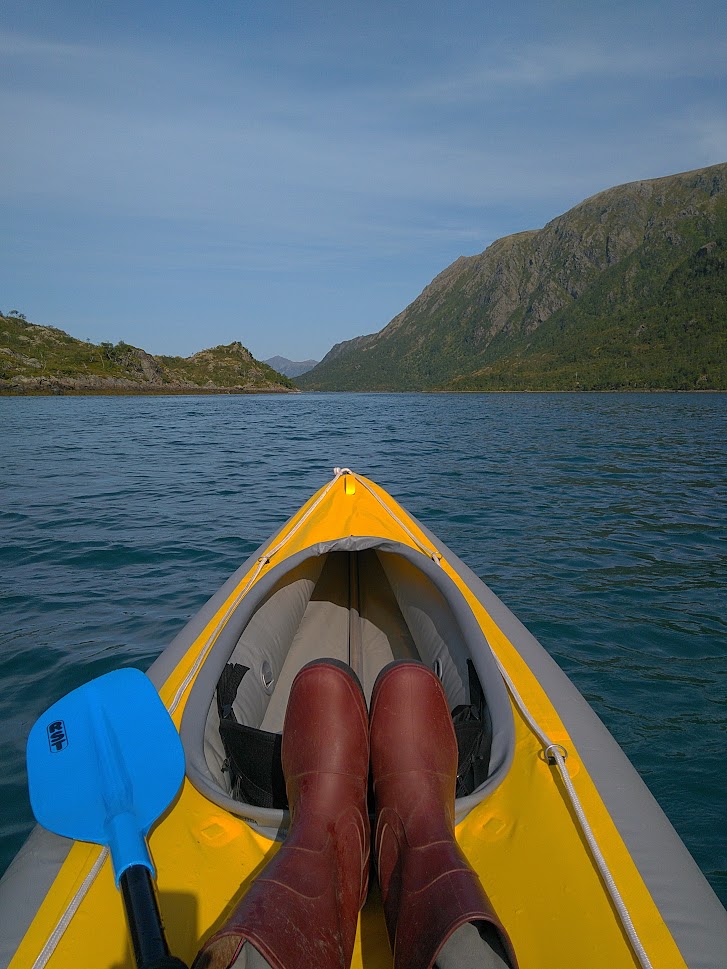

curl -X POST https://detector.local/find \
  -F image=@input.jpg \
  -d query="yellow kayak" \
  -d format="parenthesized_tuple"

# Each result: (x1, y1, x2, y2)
(2, 469, 725, 969)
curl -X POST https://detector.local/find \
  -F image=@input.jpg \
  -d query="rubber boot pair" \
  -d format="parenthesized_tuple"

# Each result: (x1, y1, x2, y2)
(192, 659, 515, 969)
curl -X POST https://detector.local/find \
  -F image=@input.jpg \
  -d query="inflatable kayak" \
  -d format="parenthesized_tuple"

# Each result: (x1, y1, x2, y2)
(1, 468, 725, 969)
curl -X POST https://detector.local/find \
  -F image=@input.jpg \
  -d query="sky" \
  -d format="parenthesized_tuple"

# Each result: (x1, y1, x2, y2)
(2, 0, 726, 362)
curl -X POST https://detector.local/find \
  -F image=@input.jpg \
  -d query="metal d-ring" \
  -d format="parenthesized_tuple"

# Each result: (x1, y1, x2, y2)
(260, 660, 275, 695)
(544, 743, 568, 765)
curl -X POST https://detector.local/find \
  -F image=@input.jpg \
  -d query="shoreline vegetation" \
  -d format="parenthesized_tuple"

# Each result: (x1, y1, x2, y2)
(2, 300, 724, 395)
(2, 386, 297, 397)
(0, 315, 297, 396)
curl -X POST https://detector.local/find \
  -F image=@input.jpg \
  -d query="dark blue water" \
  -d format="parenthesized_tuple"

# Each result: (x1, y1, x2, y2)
(1, 393, 725, 906)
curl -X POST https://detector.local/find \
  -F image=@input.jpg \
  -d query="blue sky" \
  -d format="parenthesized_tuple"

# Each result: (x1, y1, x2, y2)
(2, 0, 726, 361)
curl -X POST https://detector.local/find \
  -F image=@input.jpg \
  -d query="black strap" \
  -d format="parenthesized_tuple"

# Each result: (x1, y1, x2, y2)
(216, 663, 249, 723)
(219, 720, 287, 809)
(216, 663, 288, 810)
(452, 660, 493, 798)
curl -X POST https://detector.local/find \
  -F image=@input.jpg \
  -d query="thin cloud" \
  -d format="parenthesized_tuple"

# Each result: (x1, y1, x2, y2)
(0, 68, 658, 220)
(0, 29, 100, 60)
(407, 37, 727, 104)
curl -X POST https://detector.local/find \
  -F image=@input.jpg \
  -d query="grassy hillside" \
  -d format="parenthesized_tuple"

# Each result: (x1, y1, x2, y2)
(298, 163, 727, 392)
(0, 316, 295, 394)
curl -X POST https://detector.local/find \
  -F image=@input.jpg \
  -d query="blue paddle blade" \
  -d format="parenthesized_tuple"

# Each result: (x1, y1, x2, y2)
(27, 667, 185, 884)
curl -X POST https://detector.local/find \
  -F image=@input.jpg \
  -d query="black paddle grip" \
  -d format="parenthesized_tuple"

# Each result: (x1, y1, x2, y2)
(119, 865, 189, 969)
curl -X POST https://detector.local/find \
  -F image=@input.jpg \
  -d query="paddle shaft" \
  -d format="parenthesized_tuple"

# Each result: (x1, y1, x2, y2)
(119, 865, 188, 969)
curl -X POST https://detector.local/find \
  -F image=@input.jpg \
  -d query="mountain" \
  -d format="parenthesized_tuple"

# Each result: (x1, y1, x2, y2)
(264, 355, 319, 378)
(298, 163, 727, 392)
(0, 316, 296, 394)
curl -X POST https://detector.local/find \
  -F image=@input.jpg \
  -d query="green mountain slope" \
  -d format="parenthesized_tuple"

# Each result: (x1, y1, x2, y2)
(0, 317, 295, 394)
(451, 238, 727, 391)
(298, 163, 727, 391)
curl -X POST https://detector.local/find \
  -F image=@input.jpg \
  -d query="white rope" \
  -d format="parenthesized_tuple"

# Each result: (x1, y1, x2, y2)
(492, 655, 654, 969)
(168, 554, 268, 716)
(30, 848, 108, 969)
(169, 468, 348, 715)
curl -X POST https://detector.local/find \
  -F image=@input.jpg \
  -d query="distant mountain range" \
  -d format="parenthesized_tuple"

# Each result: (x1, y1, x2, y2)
(298, 162, 727, 392)
(0, 317, 296, 394)
(264, 355, 319, 378)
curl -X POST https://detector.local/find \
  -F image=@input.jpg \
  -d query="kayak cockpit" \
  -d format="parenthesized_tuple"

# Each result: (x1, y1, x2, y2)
(182, 540, 514, 837)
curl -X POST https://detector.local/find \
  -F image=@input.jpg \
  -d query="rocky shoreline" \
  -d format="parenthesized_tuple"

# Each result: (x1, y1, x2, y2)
(1, 374, 299, 395)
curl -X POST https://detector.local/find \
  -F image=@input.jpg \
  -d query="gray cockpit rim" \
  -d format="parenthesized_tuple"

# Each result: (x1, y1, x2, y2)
(179, 536, 516, 839)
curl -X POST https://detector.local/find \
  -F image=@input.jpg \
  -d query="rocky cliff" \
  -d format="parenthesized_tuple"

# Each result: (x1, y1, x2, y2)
(298, 162, 727, 391)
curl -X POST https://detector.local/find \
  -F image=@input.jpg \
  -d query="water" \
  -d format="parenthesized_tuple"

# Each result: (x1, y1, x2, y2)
(1, 393, 725, 906)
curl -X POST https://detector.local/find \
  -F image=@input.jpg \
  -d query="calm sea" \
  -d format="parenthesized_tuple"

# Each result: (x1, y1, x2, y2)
(1, 393, 725, 906)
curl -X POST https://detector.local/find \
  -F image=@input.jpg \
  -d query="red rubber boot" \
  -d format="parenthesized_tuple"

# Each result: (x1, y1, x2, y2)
(370, 661, 517, 969)
(193, 659, 370, 969)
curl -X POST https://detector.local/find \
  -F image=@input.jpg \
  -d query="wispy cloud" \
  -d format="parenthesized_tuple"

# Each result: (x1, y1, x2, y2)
(406, 36, 727, 104)
(0, 29, 100, 60)
(0, 31, 671, 226)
